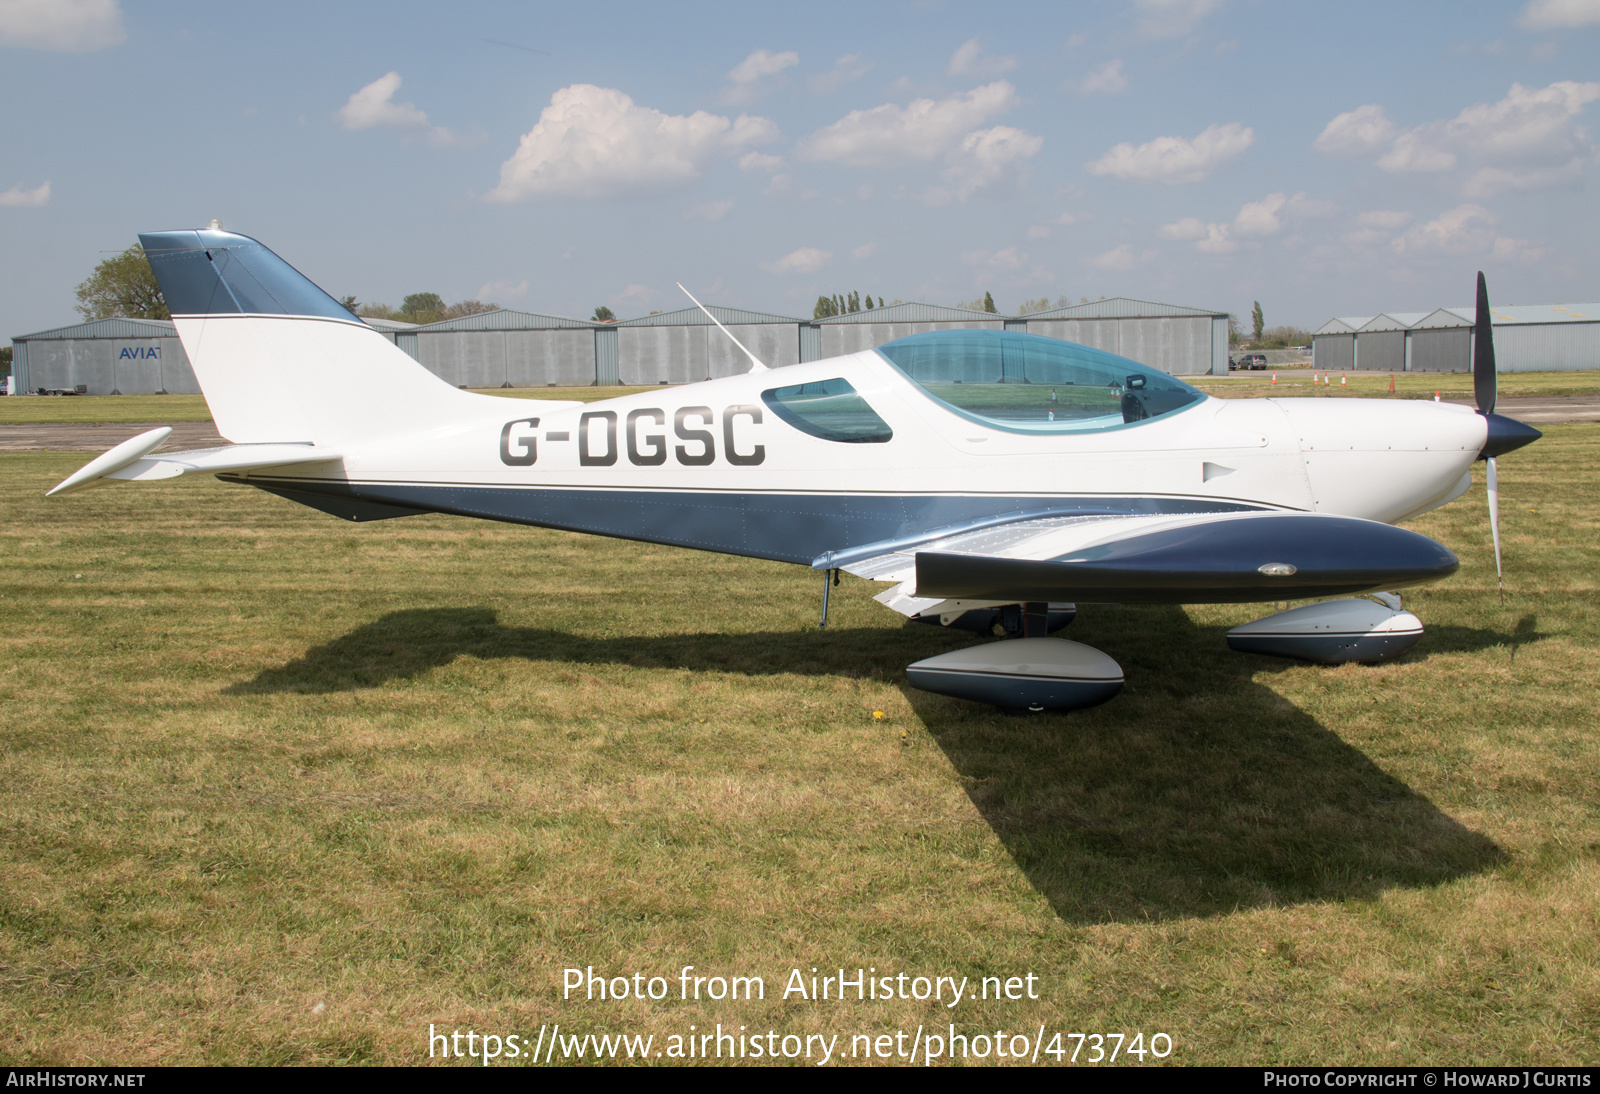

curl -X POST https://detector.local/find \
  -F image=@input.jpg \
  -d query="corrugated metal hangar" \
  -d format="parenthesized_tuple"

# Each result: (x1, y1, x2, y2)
(12, 295, 1231, 395)
(1313, 302, 1600, 374)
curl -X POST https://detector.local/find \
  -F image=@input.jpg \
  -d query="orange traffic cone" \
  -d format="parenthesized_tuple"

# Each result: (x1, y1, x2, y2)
(1388, 374, 1395, 393)
(1434, 390, 1441, 402)
(1340, 373, 1346, 386)
(1271, 372, 1277, 385)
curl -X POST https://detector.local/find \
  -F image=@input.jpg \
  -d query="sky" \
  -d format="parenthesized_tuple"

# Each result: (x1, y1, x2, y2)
(2, 0, 1598, 337)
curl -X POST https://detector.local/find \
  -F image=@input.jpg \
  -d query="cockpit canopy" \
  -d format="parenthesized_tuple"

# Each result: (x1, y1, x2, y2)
(876, 329, 1204, 434)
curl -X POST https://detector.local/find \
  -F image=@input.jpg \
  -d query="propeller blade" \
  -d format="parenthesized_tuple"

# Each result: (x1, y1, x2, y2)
(1474, 271, 1497, 416)
(1487, 455, 1503, 604)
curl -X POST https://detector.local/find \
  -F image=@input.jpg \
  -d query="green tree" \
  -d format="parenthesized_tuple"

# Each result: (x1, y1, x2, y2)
(1228, 314, 1242, 346)
(1018, 296, 1052, 315)
(440, 300, 497, 321)
(74, 245, 168, 321)
(983, 291, 996, 314)
(1251, 300, 1264, 342)
(863, 291, 874, 311)
(592, 306, 616, 322)
(400, 292, 446, 325)
(337, 294, 360, 315)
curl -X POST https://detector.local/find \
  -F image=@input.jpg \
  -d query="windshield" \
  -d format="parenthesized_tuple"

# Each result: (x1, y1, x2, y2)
(876, 329, 1204, 433)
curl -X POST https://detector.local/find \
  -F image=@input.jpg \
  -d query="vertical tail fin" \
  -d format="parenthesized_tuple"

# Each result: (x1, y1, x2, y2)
(139, 229, 488, 446)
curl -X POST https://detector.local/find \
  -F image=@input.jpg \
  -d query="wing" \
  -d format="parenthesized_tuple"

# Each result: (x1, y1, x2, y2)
(827, 510, 1459, 618)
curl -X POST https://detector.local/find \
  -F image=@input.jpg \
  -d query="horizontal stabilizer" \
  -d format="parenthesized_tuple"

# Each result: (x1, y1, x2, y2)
(49, 437, 339, 496)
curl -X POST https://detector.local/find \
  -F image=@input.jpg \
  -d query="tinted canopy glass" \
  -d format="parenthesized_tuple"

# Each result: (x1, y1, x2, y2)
(877, 329, 1203, 433)
(761, 378, 893, 443)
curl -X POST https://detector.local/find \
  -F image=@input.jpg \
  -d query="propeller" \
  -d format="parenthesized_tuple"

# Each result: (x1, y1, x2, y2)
(1474, 272, 1503, 601)
(1472, 273, 1543, 602)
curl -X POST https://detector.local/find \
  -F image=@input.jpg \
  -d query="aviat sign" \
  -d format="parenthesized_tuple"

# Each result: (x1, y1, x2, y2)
(117, 345, 161, 360)
(500, 405, 765, 468)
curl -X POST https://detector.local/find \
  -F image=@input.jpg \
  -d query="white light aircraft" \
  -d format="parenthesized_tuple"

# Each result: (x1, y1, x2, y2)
(50, 230, 1540, 711)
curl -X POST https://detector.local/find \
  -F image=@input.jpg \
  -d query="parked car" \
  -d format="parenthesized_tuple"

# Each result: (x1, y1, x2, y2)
(1237, 353, 1269, 370)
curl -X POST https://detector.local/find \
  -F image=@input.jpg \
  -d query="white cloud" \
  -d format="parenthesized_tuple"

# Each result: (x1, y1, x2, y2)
(939, 125, 1044, 200)
(0, 0, 123, 51)
(764, 247, 831, 274)
(738, 151, 784, 172)
(1324, 83, 1600, 185)
(1286, 193, 1339, 218)
(1518, 0, 1600, 27)
(490, 85, 778, 202)
(1161, 191, 1334, 254)
(476, 279, 528, 300)
(1465, 159, 1584, 197)
(722, 49, 799, 104)
(1078, 59, 1128, 94)
(1161, 218, 1237, 252)
(1233, 192, 1289, 236)
(1391, 204, 1500, 255)
(1090, 244, 1137, 270)
(963, 246, 1054, 285)
(1158, 217, 1208, 241)
(1087, 122, 1254, 183)
(1027, 225, 1051, 240)
(728, 49, 799, 84)
(1132, 0, 1222, 37)
(964, 246, 1027, 270)
(337, 72, 430, 131)
(808, 54, 873, 95)
(1344, 211, 1412, 247)
(0, 181, 51, 207)
(797, 82, 1019, 168)
(335, 72, 467, 145)
(684, 199, 734, 221)
(1194, 224, 1237, 253)
(1377, 129, 1460, 173)
(948, 38, 1018, 78)
(1312, 104, 1396, 156)
(852, 242, 877, 260)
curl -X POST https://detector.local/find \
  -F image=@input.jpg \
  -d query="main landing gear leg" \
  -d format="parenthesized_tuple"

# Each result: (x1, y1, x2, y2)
(819, 568, 839, 629)
(1022, 602, 1049, 638)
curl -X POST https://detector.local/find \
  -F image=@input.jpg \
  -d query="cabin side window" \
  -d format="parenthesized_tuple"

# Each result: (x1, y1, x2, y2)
(760, 378, 894, 444)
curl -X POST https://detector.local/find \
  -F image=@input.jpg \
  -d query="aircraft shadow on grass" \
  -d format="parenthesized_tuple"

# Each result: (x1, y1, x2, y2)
(229, 604, 1532, 925)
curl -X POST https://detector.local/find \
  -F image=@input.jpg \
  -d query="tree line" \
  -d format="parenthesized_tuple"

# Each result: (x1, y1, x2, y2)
(71, 244, 496, 327)
(68, 243, 1155, 334)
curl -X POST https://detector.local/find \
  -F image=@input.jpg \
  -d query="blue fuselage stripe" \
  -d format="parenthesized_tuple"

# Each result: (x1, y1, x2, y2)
(238, 477, 1270, 565)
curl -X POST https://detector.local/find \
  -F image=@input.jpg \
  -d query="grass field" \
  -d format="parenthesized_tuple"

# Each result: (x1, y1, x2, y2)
(2, 427, 1597, 1066)
(3, 370, 1598, 425)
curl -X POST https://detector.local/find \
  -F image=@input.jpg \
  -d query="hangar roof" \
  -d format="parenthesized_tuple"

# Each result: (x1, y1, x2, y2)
(409, 308, 597, 332)
(618, 305, 807, 327)
(1316, 302, 1599, 336)
(14, 317, 178, 340)
(1439, 303, 1600, 325)
(1023, 296, 1226, 320)
(1313, 317, 1369, 336)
